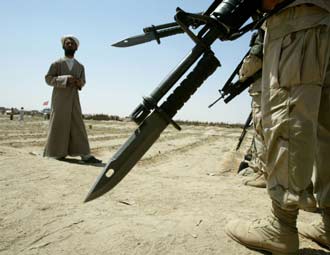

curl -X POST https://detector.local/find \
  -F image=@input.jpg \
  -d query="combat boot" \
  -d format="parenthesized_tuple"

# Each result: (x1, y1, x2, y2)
(298, 190, 317, 213)
(226, 201, 299, 255)
(298, 208, 330, 250)
(238, 167, 256, 177)
(244, 173, 266, 188)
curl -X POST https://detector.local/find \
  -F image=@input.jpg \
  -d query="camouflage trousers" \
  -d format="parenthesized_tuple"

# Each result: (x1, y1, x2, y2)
(248, 79, 266, 174)
(262, 5, 330, 209)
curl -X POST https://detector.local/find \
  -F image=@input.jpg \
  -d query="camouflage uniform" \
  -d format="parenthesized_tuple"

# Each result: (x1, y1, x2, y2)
(226, 2, 330, 254)
(262, 1, 330, 210)
(248, 30, 265, 175)
(239, 31, 267, 187)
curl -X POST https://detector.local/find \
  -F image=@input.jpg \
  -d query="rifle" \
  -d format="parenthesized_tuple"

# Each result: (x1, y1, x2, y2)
(85, 0, 264, 203)
(208, 29, 263, 108)
(112, 22, 184, 48)
(208, 59, 262, 107)
(236, 111, 253, 151)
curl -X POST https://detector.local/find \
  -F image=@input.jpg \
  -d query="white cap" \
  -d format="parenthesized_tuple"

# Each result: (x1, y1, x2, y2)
(61, 35, 79, 48)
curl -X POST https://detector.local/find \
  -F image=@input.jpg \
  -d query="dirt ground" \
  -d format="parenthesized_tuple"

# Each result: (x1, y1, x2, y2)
(0, 114, 329, 255)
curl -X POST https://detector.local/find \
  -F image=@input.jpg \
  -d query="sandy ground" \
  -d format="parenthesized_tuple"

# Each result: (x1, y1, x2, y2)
(0, 114, 329, 255)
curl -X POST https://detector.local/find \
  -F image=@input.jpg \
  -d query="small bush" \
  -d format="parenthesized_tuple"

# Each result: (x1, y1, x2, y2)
(83, 114, 122, 121)
(175, 119, 243, 128)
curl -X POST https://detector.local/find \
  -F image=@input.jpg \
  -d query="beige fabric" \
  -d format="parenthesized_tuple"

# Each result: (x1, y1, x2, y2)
(44, 58, 90, 158)
(284, 0, 330, 13)
(239, 49, 265, 174)
(266, 3, 330, 42)
(248, 78, 266, 174)
(239, 55, 262, 82)
(262, 4, 330, 209)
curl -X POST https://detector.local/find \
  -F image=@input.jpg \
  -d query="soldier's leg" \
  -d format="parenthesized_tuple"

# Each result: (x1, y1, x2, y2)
(315, 69, 330, 209)
(299, 60, 330, 250)
(252, 92, 266, 175)
(265, 84, 320, 210)
(238, 136, 256, 176)
(227, 67, 318, 255)
(261, 21, 328, 211)
(245, 89, 267, 188)
(239, 88, 263, 177)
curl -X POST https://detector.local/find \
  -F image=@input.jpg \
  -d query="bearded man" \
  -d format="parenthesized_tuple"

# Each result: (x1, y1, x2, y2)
(44, 35, 101, 164)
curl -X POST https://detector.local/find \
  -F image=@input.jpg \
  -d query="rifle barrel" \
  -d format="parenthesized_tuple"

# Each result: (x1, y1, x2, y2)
(236, 112, 253, 151)
(143, 22, 178, 33)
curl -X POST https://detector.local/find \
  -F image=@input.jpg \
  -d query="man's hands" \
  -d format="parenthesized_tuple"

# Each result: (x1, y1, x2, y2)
(261, 0, 280, 11)
(67, 77, 84, 90)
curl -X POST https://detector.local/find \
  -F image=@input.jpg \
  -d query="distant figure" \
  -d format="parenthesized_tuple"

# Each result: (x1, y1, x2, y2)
(44, 112, 50, 120)
(10, 108, 14, 121)
(43, 35, 102, 164)
(19, 107, 24, 121)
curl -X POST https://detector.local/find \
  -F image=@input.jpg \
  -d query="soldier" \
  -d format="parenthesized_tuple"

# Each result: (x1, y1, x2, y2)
(44, 35, 102, 164)
(238, 30, 267, 188)
(226, 1, 330, 254)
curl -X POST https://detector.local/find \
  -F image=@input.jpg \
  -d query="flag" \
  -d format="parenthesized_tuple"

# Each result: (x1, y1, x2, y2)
(43, 101, 49, 106)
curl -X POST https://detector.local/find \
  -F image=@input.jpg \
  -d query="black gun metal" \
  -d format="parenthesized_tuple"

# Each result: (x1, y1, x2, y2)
(236, 111, 253, 151)
(85, 0, 262, 202)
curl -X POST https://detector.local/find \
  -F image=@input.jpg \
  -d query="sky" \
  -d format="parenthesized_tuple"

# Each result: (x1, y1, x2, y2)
(0, 0, 254, 124)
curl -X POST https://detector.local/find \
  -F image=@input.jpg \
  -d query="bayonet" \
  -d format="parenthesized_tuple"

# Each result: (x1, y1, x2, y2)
(112, 25, 183, 48)
(85, 52, 220, 202)
(110, 0, 224, 49)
